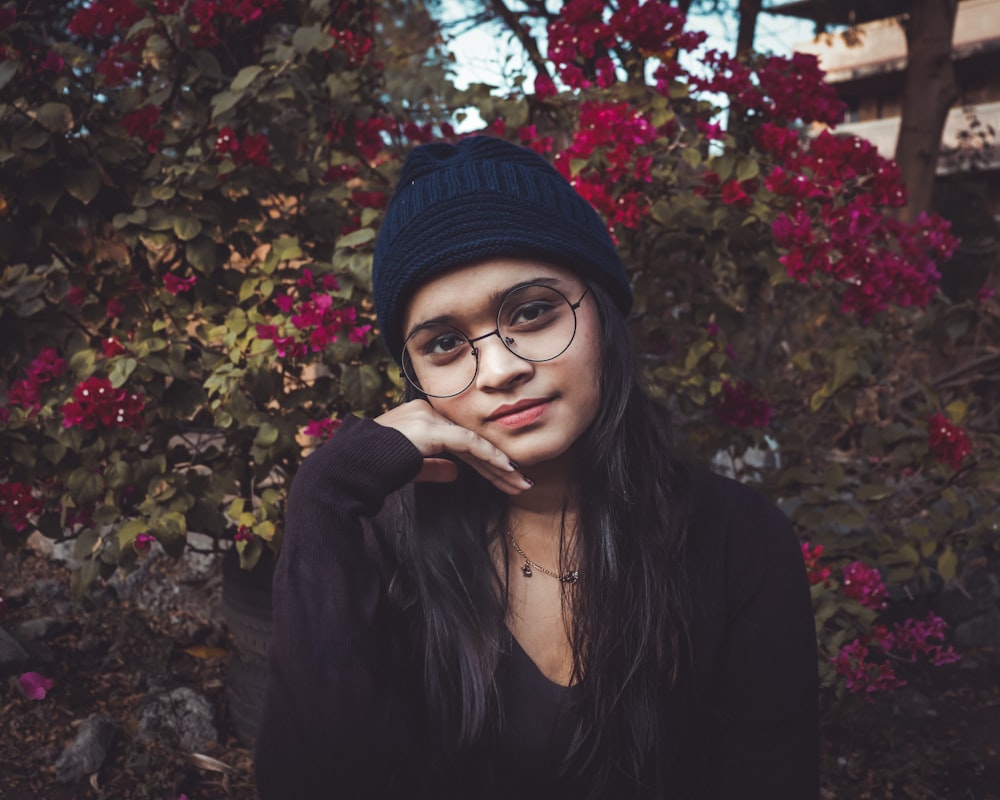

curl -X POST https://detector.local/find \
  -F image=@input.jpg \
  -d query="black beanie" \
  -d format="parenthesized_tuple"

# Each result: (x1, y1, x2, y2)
(372, 136, 632, 363)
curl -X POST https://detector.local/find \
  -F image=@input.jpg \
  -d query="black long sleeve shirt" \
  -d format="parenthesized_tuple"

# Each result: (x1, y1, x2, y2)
(255, 415, 819, 799)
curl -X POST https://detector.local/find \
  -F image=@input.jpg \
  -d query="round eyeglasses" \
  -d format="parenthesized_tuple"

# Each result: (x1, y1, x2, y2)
(401, 284, 590, 398)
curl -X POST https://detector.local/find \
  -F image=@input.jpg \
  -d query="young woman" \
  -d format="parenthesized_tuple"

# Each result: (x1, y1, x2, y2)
(255, 137, 819, 799)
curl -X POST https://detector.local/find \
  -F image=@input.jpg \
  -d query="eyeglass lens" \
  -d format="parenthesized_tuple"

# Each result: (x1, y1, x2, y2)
(402, 284, 581, 398)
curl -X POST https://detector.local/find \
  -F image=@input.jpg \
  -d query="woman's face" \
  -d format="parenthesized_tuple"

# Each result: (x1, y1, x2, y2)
(401, 259, 603, 469)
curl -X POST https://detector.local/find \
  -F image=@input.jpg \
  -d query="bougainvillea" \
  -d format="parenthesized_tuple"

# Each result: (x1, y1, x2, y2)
(927, 413, 973, 469)
(0, 0, 990, 709)
(61, 378, 145, 432)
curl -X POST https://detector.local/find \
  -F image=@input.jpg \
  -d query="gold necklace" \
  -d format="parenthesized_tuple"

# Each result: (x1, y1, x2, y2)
(507, 532, 580, 584)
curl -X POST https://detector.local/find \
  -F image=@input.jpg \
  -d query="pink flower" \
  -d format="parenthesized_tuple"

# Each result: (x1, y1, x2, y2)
(927, 413, 972, 469)
(19, 672, 54, 701)
(841, 561, 888, 610)
(832, 640, 906, 695)
(720, 179, 751, 206)
(234, 525, 253, 543)
(304, 417, 342, 440)
(134, 532, 156, 552)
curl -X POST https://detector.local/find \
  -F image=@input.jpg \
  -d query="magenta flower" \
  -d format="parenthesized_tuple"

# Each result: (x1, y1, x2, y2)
(841, 561, 888, 610)
(19, 672, 54, 701)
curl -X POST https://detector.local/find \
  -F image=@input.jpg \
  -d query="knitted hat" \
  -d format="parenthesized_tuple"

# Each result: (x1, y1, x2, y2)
(372, 136, 632, 362)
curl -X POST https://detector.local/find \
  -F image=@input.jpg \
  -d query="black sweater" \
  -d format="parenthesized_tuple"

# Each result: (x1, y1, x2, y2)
(255, 415, 819, 799)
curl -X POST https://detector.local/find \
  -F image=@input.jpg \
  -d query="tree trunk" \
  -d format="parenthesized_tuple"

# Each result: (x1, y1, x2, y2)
(736, 0, 763, 58)
(895, 0, 959, 222)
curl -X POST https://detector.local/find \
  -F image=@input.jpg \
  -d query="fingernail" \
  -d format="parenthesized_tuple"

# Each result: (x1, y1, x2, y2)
(508, 459, 521, 470)
(523, 476, 534, 487)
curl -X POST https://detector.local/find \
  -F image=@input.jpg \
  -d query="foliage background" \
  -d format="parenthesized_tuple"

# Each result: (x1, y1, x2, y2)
(1, 0, 998, 702)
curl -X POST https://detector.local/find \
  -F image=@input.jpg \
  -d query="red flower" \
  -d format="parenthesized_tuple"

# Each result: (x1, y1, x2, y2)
(122, 105, 163, 153)
(7, 348, 66, 412)
(102, 337, 126, 357)
(801, 542, 831, 586)
(236, 133, 271, 167)
(927, 413, 972, 469)
(720, 179, 751, 206)
(106, 297, 125, 318)
(62, 377, 145, 431)
(534, 72, 558, 99)
(215, 127, 239, 155)
(714, 381, 772, 428)
(0, 482, 44, 532)
(164, 273, 197, 295)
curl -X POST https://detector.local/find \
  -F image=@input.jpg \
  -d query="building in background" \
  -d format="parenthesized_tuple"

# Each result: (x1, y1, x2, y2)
(769, 0, 1000, 216)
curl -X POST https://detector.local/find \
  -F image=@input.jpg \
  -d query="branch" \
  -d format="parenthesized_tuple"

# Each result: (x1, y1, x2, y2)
(484, 0, 551, 82)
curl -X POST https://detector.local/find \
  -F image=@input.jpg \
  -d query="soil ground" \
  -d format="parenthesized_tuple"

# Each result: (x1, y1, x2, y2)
(1, 547, 998, 799)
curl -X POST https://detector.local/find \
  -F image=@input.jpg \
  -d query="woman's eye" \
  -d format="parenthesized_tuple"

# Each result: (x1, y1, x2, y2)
(425, 333, 466, 355)
(509, 301, 555, 326)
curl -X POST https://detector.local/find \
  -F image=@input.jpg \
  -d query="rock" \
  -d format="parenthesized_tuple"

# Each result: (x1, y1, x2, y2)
(16, 616, 71, 642)
(937, 568, 1000, 624)
(25, 530, 54, 558)
(136, 686, 217, 752)
(954, 607, 1000, 648)
(54, 714, 117, 783)
(0, 626, 30, 669)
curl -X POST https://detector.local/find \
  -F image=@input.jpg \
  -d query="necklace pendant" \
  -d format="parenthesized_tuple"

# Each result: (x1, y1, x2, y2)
(561, 571, 579, 584)
(521, 562, 533, 578)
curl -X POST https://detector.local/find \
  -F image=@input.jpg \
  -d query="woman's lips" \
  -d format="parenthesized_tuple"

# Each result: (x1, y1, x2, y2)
(488, 400, 552, 428)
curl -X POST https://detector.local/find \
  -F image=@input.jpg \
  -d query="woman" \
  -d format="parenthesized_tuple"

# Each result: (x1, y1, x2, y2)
(255, 137, 818, 799)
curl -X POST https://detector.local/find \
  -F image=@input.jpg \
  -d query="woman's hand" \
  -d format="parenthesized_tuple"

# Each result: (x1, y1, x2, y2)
(374, 400, 532, 495)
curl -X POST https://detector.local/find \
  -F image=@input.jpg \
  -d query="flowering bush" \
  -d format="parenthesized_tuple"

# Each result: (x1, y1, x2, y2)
(1, 0, 997, 697)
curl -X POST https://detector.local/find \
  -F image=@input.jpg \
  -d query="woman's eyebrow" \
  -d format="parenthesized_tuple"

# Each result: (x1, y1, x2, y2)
(406, 276, 566, 339)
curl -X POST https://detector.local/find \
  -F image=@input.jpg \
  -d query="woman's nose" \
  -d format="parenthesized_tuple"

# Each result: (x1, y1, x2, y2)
(473, 332, 533, 390)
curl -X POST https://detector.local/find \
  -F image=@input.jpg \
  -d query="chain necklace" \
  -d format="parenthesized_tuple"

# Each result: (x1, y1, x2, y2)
(507, 532, 580, 584)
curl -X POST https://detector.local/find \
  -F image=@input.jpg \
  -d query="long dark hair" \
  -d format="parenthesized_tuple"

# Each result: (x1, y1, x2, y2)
(377, 281, 692, 795)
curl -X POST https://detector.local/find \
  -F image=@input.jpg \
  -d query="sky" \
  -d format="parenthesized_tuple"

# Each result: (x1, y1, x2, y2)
(436, 0, 818, 92)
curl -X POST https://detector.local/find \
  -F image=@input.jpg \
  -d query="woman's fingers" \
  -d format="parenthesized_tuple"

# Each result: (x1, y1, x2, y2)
(375, 401, 532, 493)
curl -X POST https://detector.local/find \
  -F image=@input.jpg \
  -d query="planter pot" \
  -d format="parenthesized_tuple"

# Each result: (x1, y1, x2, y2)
(222, 547, 274, 746)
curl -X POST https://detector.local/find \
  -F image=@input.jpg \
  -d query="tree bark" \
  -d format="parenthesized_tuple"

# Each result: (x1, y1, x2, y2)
(895, 0, 959, 222)
(735, 0, 762, 58)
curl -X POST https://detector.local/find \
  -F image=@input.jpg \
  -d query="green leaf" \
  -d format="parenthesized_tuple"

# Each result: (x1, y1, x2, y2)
(292, 24, 326, 55)
(272, 236, 303, 261)
(736, 158, 760, 182)
(71, 559, 101, 597)
(0, 60, 19, 92)
(681, 148, 702, 168)
(173, 216, 203, 241)
(69, 348, 96, 377)
(231, 65, 264, 92)
(65, 167, 102, 205)
(186, 237, 217, 273)
(73, 529, 100, 560)
(937, 548, 958, 583)
(211, 90, 241, 119)
(338, 228, 375, 249)
(109, 357, 138, 388)
(341, 364, 382, 408)
(254, 422, 280, 448)
(34, 102, 74, 133)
